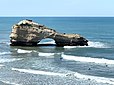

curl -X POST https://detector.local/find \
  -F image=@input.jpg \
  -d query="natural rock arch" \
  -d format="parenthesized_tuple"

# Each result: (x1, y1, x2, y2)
(10, 20, 88, 46)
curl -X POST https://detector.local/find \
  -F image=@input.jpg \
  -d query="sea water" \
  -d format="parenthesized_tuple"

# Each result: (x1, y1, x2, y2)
(0, 17, 114, 85)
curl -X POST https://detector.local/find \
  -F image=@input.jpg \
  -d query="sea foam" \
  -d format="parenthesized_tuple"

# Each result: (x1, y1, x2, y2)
(0, 80, 20, 85)
(12, 68, 114, 84)
(17, 49, 32, 53)
(73, 72, 114, 85)
(12, 68, 65, 76)
(0, 64, 4, 67)
(0, 58, 23, 63)
(0, 52, 11, 55)
(88, 41, 109, 48)
(38, 52, 55, 57)
(0, 41, 10, 45)
(64, 41, 110, 49)
(0, 64, 4, 69)
(61, 54, 114, 65)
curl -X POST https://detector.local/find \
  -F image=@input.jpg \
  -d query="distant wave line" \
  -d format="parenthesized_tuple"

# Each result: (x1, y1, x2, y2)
(61, 54, 114, 65)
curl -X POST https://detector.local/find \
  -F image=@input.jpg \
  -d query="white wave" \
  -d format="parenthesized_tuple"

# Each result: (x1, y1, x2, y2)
(72, 72, 114, 85)
(0, 52, 11, 55)
(88, 41, 109, 48)
(12, 68, 114, 84)
(64, 46, 77, 49)
(64, 41, 109, 49)
(5, 42, 10, 45)
(61, 54, 114, 65)
(12, 68, 65, 76)
(0, 64, 4, 69)
(0, 80, 20, 85)
(17, 49, 32, 53)
(0, 58, 23, 63)
(0, 64, 4, 67)
(0, 41, 10, 45)
(39, 52, 55, 57)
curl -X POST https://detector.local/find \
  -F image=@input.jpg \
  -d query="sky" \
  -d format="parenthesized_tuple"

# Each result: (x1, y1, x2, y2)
(0, 0, 114, 17)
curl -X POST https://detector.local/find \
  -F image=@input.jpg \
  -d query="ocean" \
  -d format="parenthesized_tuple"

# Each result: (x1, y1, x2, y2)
(0, 17, 114, 85)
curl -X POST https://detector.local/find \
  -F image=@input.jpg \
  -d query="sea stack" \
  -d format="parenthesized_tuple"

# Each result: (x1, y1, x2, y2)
(10, 20, 88, 46)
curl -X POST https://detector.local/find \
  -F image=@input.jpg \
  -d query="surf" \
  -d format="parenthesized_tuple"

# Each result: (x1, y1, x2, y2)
(73, 72, 114, 85)
(0, 64, 4, 69)
(88, 41, 110, 48)
(12, 68, 65, 77)
(61, 54, 114, 65)
(0, 80, 20, 85)
(64, 41, 110, 49)
(38, 52, 55, 57)
(0, 52, 11, 55)
(17, 49, 33, 53)
(0, 58, 23, 63)
(12, 68, 114, 85)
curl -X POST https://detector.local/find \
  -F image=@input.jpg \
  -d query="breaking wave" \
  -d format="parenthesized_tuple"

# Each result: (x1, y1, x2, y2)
(73, 72, 114, 85)
(0, 41, 10, 45)
(0, 58, 23, 63)
(17, 49, 59, 57)
(0, 80, 20, 85)
(88, 41, 110, 48)
(17, 49, 33, 53)
(0, 52, 11, 55)
(64, 41, 110, 49)
(64, 46, 77, 49)
(12, 68, 65, 76)
(0, 64, 4, 69)
(61, 54, 114, 65)
(12, 68, 114, 84)
(38, 52, 55, 57)
(0, 64, 4, 67)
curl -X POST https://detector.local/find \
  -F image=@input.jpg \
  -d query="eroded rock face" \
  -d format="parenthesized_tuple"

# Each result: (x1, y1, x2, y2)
(10, 20, 88, 46)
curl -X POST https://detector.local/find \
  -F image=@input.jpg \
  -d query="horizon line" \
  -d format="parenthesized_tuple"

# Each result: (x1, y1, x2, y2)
(0, 16, 114, 17)
(0, 15, 114, 17)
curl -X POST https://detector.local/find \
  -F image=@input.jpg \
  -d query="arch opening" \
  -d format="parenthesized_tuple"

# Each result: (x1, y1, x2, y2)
(38, 38, 56, 46)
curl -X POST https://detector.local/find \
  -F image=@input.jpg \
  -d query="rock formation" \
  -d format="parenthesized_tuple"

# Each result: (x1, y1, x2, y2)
(10, 19, 88, 46)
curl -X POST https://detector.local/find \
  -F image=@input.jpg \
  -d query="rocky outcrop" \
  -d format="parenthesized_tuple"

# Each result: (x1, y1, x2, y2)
(10, 19, 88, 46)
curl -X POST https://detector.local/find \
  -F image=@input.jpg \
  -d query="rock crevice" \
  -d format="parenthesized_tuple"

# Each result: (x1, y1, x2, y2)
(10, 20, 88, 46)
